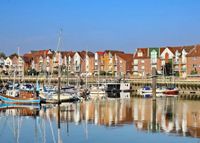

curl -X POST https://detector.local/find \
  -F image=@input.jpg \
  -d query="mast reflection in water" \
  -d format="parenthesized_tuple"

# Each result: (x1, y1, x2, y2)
(0, 98, 200, 143)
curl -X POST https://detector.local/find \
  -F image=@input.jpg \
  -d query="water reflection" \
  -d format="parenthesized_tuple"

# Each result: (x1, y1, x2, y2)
(0, 98, 200, 143)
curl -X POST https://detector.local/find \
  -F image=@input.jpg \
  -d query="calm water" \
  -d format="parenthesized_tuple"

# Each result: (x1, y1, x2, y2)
(0, 98, 200, 143)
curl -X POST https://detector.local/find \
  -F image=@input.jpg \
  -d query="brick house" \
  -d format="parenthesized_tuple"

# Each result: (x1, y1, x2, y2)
(23, 49, 53, 75)
(133, 48, 150, 77)
(73, 51, 95, 76)
(102, 50, 124, 76)
(94, 51, 104, 75)
(61, 51, 75, 74)
(171, 46, 194, 77)
(10, 55, 25, 77)
(186, 45, 200, 76)
(115, 53, 133, 77)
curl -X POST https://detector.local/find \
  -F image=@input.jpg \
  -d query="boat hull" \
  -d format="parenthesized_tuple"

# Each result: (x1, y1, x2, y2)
(0, 94, 40, 104)
(163, 89, 179, 95)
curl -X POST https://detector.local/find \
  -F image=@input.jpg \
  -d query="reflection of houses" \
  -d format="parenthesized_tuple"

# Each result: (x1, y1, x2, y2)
(40, 98, 200, 138)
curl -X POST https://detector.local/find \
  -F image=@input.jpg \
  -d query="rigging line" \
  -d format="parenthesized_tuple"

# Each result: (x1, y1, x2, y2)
(47, 113, 56, 143)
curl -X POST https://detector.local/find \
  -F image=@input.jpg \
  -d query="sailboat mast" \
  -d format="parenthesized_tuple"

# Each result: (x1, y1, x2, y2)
(57, 29, 63, 103)
(98, 55, 100, 90)
(67, 56, 69, 86)
(85, 50, 88, 89)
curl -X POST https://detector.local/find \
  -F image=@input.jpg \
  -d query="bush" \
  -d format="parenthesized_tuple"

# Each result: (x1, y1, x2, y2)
(191, 70, 198, 75)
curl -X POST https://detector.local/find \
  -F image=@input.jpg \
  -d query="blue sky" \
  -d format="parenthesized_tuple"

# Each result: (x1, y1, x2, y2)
(0, 0, 200, 55)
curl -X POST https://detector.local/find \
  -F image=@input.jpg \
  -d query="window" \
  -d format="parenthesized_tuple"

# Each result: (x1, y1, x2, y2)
(141, 60, 144, 64)
(134, 59, 138, 64)
(134, 66, 138, 71)
(141, 66, 144, 70)
(193, 57, 197, 61)
(151, 50, 157, 64)
(161, 60, 165, 66)
(138, 52, 143, 57)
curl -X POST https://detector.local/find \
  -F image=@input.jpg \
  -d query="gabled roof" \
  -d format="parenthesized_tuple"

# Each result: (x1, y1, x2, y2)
(160, 45, 195, 55)
(116, 53, 133, 71)
(29, 49, 53, 57)
(134, 48, 148, 59)
(104, 50, 124, 55)
(116, 53, 133, 62)
(61, 51, 75, 58)
(24, 49, 54, 60)
(96, 51, 104, 56)
(182, 45, 195, 53)
(78, 51, 94, 59)
(187, 45, 200, 57)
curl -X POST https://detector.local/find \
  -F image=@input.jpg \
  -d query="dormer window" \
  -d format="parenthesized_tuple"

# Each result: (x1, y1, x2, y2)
(138, 52, 143, 57)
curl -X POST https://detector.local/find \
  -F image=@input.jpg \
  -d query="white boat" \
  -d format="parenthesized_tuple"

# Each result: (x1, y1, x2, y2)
(139, 86, 166, 97)
(89, 86, 106, 99)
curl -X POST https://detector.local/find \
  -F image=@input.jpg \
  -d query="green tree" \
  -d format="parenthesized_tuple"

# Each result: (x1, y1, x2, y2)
(0, 52, 6, 59)
(9, 53, 18, 58)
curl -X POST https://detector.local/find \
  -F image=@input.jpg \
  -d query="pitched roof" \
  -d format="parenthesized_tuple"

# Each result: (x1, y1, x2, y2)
(116, 53, 133, 62)
(96, 51, 104, 56)
(78, 51, 94, 59)
(104, 50, 124, 55)
(61, 51, 75, 58)
(134, 48, 148, 59)
(187, 45, 200, 57)
(30, 49, 53, 57)
(116, 53, 133, 71)
(160, 45, 195, 55)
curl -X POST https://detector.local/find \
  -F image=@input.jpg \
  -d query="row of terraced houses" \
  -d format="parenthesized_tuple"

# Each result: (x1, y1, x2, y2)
(1, 44, 200, 78)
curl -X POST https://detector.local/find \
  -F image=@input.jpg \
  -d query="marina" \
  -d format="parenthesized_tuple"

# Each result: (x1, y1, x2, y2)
(1, 1, 200, 142)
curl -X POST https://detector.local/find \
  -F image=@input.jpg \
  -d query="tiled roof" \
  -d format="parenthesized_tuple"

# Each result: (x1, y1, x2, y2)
(182, 45, 195, 53)
(116, 53, 133, 71)
(187, 45, 200, 57)
(160, 45, 195, 55)
(96, 51, 104, 56)
(134, 48, 148, 59)
(61, 51, 75, 58)
(104, 50, 124, 55)
(78, 51, 94, 59)
(30, 49, 53, 57)
(116, 53, 133, 62)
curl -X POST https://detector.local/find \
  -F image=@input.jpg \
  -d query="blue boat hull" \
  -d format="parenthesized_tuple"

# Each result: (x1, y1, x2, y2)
(0, 94, 40, 104)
